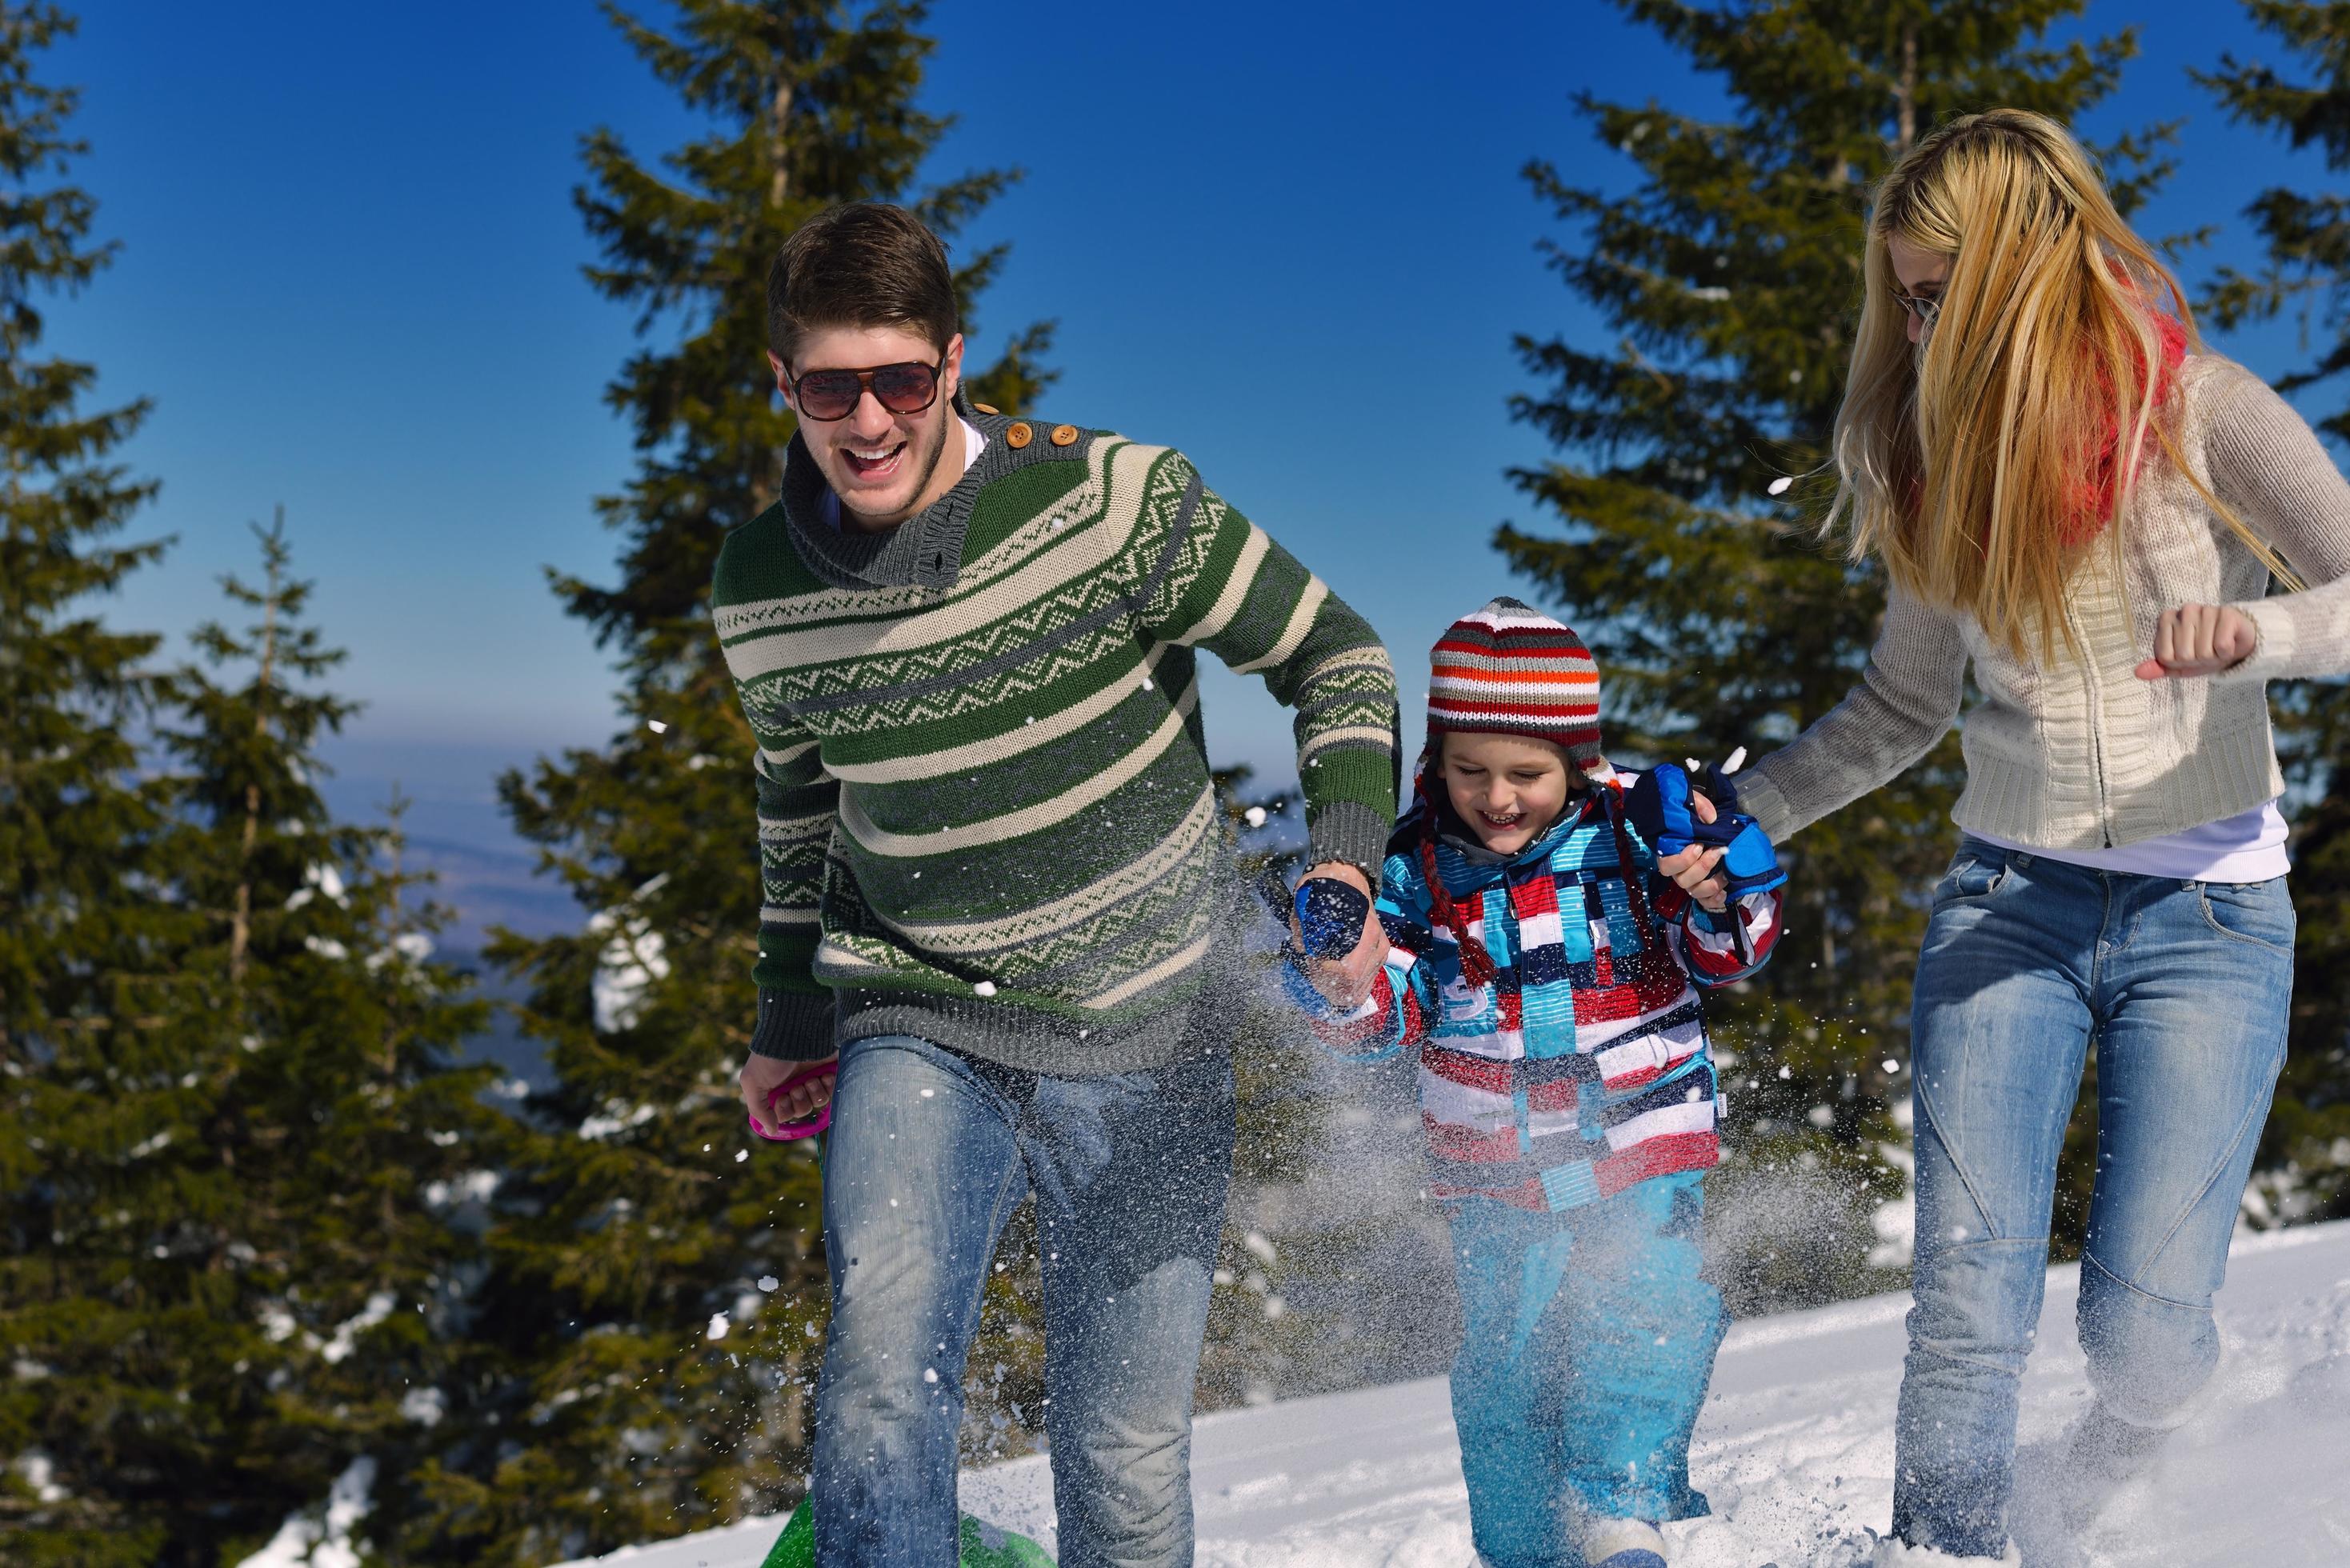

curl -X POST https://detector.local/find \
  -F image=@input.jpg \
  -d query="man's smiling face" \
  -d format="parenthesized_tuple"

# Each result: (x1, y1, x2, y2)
(771, 323, 963, 531)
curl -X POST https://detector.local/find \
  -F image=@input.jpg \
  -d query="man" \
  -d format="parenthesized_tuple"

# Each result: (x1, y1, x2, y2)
(712, 202, 1399, 1566)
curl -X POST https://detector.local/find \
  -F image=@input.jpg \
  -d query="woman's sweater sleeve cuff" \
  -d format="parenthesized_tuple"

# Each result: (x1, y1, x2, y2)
(750, 987, 837, 1061)
(2214, 598, 2303, 686)
(1734, 765, 1802, 845)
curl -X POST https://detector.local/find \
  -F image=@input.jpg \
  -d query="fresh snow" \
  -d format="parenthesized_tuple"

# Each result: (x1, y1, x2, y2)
(234, 1456, 376, 1568)
(320, 1291, 396, 1365)
(589, 874, 675, 1033)
(578, 1101, 658, 1140)
(553, 1221, 2350, 1568)
(10, 1450, 66, 1503)
(284, 862, 348, 912)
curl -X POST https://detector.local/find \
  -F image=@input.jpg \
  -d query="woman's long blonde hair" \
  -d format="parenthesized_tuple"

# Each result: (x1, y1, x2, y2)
(1828, 108, 2298, 661)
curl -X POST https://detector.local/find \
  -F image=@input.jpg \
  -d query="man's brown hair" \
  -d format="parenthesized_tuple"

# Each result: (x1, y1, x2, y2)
(767, 202, 959, 364)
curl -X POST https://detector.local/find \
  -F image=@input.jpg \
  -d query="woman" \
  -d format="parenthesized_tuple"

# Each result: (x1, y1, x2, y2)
(1725, 109, 2350, 1564)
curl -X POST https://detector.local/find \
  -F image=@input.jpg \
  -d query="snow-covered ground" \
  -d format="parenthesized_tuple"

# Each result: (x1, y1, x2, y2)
(559, 1220, 2350, 1568)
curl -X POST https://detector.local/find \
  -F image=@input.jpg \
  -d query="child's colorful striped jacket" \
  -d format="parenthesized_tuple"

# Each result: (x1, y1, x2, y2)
(1311, 781, 1784, 1212)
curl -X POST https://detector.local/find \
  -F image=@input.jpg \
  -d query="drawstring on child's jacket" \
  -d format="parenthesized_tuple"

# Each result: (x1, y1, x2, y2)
(1600, 782, 1663, 950)
(1411, 762, 1499, 988)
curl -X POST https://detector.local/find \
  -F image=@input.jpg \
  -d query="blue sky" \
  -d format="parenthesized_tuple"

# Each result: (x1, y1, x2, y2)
(46, 1, 2343, 858)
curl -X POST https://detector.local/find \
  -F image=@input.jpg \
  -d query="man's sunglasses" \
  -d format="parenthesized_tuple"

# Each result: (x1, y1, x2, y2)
(784, 355, 945, 422)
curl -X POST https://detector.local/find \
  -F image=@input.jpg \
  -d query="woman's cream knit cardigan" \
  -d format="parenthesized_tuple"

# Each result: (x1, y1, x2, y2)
(1741, 355, 2350, 853)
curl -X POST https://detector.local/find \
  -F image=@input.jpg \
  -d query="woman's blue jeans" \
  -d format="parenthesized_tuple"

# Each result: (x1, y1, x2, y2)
(1891, 840, 2292, 1558)
(809, 1034, 1235, 1568)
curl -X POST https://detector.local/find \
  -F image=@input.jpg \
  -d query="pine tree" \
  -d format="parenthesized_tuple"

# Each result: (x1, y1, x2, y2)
(1500, 1, 2177, 1307)
(9, 516, 500, 1566)
(0, 0, 166, 1104)
(0, 6, 172, 1558)
(159, 519, 505, 1564)
(2199, 3, 2350, 1225)
(474, 5, 1058, 1558)
(2201, 2, 2350, 444)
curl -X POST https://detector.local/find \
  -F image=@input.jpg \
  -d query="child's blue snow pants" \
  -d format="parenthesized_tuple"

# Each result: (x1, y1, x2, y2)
(1447, 1171, 1725, 1568)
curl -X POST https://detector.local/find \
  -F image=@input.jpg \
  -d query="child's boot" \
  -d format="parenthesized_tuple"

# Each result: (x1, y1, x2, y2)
(1583, 1518, 1668, 1568)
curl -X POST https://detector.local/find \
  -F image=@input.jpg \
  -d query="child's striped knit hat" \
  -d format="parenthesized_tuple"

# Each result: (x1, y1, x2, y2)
(1426, 596, 1607, 780)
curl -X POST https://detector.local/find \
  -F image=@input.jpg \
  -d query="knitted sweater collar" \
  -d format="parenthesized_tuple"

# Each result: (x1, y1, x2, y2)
(778, 393, 1059, 592)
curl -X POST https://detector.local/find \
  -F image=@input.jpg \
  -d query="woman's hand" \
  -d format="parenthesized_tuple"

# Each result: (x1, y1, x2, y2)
(1655, 790, 1731, 914)
(2135, 604, 2256, 679)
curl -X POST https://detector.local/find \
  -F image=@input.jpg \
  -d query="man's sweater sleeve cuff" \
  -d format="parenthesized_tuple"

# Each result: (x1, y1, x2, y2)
(750, 988, 837, 1061)
(1307, 798, 1391, 882)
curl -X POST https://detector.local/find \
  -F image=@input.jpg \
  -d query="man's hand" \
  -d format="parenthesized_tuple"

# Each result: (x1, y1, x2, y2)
(1295, 860, 1387, 1010)
(1657, 791, 1731, 914)
(741, 1050, 839, 1136)
(2135, 603, 2256, 679)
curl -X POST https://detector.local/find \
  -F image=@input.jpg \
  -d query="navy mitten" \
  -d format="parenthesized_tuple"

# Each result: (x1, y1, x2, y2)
(1252, 870, 1371, 1014)
(1623, 762, 1786, 898)
(1295, 876, 1370, 960)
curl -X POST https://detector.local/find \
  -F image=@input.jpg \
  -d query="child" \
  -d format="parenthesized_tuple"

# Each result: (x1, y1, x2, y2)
(1299, 598, 1784, 1568)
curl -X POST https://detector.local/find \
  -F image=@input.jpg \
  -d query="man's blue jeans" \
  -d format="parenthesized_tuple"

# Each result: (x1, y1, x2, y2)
(1891, 842, 2292, 1559)
(809, 1033, 1235, 1568)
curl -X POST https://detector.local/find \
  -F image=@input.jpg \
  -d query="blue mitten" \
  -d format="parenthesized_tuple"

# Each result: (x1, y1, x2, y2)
(1295, 877, 1370, 960)
(1251, 870, 1371, 1014)
(1624, 762, 1787, 898)
(1695, 758, 1743, 815)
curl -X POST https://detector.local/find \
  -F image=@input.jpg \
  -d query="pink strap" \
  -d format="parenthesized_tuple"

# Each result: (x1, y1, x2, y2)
(747, 1060, 839, 1142)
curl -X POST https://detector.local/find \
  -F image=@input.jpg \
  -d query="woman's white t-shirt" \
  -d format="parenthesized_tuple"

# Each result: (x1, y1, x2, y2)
(1970, 799, 2290, 883)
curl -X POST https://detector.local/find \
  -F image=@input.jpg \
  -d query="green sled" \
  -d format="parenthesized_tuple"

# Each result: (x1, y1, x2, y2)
(759, 1497, 1054, 1567)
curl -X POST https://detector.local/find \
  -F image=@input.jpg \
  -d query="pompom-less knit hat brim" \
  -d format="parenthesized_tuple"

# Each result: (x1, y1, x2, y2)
(1426, 596, 1608, 781)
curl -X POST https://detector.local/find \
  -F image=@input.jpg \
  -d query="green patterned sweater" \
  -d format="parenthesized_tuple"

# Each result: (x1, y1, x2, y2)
(712, 401, 1401, 1072)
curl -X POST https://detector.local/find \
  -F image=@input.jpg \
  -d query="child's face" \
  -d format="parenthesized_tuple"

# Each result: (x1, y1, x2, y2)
(1438, 733, 1579, 856)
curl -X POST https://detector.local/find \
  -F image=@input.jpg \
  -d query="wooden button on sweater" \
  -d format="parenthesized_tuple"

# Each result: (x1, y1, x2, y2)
(1050, 424, 1079, 447)
(1005, 422, 1032, 449)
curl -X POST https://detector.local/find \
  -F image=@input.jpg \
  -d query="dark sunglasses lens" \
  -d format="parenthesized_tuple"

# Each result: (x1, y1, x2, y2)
(870, 362, 939, 414)
(795, 371, 863, 420)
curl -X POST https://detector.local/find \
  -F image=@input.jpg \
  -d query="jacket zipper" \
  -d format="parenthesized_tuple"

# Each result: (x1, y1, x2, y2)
(2089, 706, 2115, 847)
